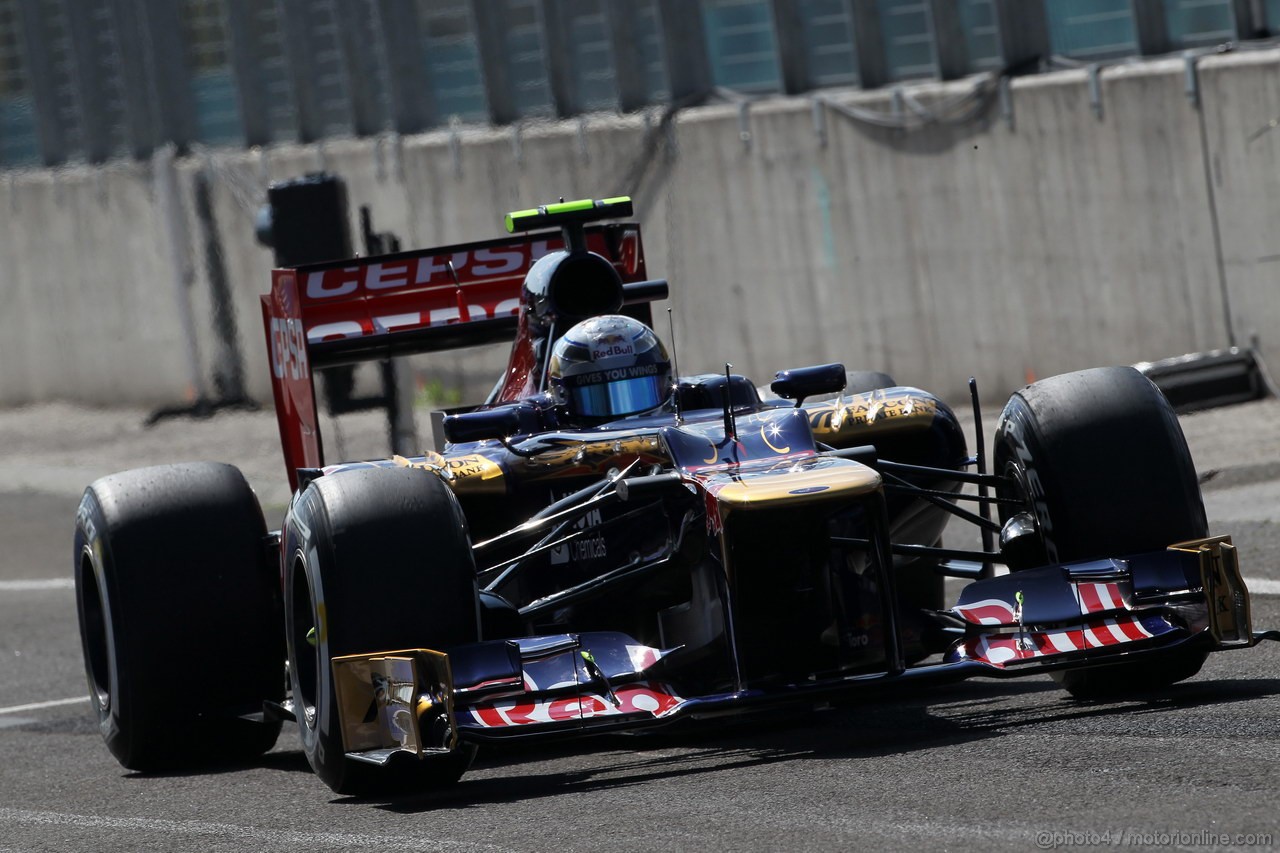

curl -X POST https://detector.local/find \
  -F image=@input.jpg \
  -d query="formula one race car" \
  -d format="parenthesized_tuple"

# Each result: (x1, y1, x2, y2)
(74, 197, 1275, 795)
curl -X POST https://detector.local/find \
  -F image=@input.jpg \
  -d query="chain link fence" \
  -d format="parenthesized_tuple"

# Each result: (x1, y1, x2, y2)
(0, 0, 1276, 169)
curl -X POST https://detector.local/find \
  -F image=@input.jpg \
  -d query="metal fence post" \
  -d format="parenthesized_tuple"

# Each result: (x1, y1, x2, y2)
(225, 0, 269, 147)
(65, 0, 113, 163)
(770, 0, 810, 95)
(17, 0, 67, 166)
(335, 0, 385, 136)
(603, 0, 649, 112)
(928, 0, 968, 80)
(657, 0, 712, 102)
(471, 0, 519, 124)
(278, 0, 324, 142)
(110, 0, 156, 158)
(1131, 0, 1172, 56)
(991, 0, 1049, 73)
(1230, 0, 1264, 39)
(375, 0, 434, 133)
(540, 0, 580, 118)
(139, 0, 196, 153)
(848, 0, 889, 89)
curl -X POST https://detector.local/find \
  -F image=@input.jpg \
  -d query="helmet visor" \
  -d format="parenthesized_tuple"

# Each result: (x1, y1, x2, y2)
(568, 374, 668, 418)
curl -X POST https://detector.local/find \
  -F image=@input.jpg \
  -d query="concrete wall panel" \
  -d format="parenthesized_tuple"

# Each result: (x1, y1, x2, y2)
(0, 163, 191, 405)
(1197, 49, 1280, 367)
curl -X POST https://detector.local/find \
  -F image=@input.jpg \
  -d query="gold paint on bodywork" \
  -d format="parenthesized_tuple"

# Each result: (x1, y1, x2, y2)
(395, 452, 506, 494)
(703, 456, 881, 510)
(1170, 535, 1252, 645)
(809, 391, 938, 444)
(515, 434, 669, 480)
(759, 421, 791, 455)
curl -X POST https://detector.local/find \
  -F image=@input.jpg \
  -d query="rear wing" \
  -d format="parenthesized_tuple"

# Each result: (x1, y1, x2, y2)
(261, 223, 648, 490)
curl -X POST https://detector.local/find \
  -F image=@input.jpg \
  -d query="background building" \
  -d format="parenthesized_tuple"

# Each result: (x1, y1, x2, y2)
(2, 0, 1279, 170)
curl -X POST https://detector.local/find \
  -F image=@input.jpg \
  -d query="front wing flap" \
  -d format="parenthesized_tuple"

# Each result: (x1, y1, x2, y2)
(946, 536, 1256, 670)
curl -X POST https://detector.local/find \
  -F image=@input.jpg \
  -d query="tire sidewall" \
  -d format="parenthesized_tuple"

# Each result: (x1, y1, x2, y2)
(994, 397, 1060, 565)
(283, 487, 348, 791)
(74, 489, 130, 760)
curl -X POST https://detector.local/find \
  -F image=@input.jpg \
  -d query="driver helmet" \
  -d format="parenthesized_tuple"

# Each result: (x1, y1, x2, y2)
(549, 315, 672, 423)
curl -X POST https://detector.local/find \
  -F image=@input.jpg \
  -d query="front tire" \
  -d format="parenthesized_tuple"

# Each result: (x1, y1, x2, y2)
(283, 467, 480, 796)
(74, 462, 283, 770)
(992, 367, 1209, 697)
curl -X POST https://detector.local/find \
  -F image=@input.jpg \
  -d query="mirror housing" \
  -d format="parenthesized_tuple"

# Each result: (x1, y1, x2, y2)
(442, 407, 523, 445)
(770, 363, 847, 405)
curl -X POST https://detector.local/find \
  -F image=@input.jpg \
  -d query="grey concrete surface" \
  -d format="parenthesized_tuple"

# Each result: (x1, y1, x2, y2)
(5, 50, 1280, 409)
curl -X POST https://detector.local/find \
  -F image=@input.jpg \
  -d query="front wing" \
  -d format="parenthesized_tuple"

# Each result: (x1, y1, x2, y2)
(328, 536, 1273, 767)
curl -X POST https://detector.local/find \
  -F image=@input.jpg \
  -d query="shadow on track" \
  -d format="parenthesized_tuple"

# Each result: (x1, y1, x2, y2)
(307, 676, 1280, 812)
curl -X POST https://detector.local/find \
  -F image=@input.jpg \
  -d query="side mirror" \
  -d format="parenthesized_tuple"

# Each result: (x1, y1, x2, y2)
(770, 363, 847, 406)
(442, 407, 523, 445)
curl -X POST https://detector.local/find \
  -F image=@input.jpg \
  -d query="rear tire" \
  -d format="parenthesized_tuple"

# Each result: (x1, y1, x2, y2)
(74, 462, 283, 771)
(992, 367, 1209, 697)
(283, 467, 480, 796)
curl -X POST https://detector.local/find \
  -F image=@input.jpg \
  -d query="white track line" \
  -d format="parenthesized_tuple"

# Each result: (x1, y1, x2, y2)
(0, 697, 87, 716)
(1248, 578, 1280, 596)
(0, 808, 512, 851)
(0, 578, 74, 592)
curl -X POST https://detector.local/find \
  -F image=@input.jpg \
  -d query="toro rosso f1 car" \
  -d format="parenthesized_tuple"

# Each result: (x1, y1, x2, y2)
(74, 197, 1277, 794)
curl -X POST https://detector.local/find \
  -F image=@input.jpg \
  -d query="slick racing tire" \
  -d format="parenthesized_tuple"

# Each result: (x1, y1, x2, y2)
(284, 467, 480, 796)
(74, 462, 284, 771)
(992, 366, 1209, 698)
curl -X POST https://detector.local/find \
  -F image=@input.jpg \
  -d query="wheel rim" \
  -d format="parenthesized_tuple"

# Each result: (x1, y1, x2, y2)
(290, 554, 319, 730)
(78, 549, 111, 713)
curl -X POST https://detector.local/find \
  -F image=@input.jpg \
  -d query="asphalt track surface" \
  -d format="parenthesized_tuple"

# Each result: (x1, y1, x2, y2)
(2, 400, 1280, 851)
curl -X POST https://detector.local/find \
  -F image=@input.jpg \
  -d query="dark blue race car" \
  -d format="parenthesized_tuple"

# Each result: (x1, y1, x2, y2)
(74, 198, 1272, 795)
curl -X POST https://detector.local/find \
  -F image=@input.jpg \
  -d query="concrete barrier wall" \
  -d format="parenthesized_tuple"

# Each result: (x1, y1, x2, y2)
(1198, 50, 1280, 372)
(0, 158, 198, 403)
(2, 50, 1271, 409)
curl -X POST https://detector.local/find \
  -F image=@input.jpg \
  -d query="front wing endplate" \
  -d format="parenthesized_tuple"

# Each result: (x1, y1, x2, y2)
(331, 648, 457, 763)
(1170, 535, 1252, 645)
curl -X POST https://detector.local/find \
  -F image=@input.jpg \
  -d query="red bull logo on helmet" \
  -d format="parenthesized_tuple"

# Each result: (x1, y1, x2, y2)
(592, 341, 635, 360)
